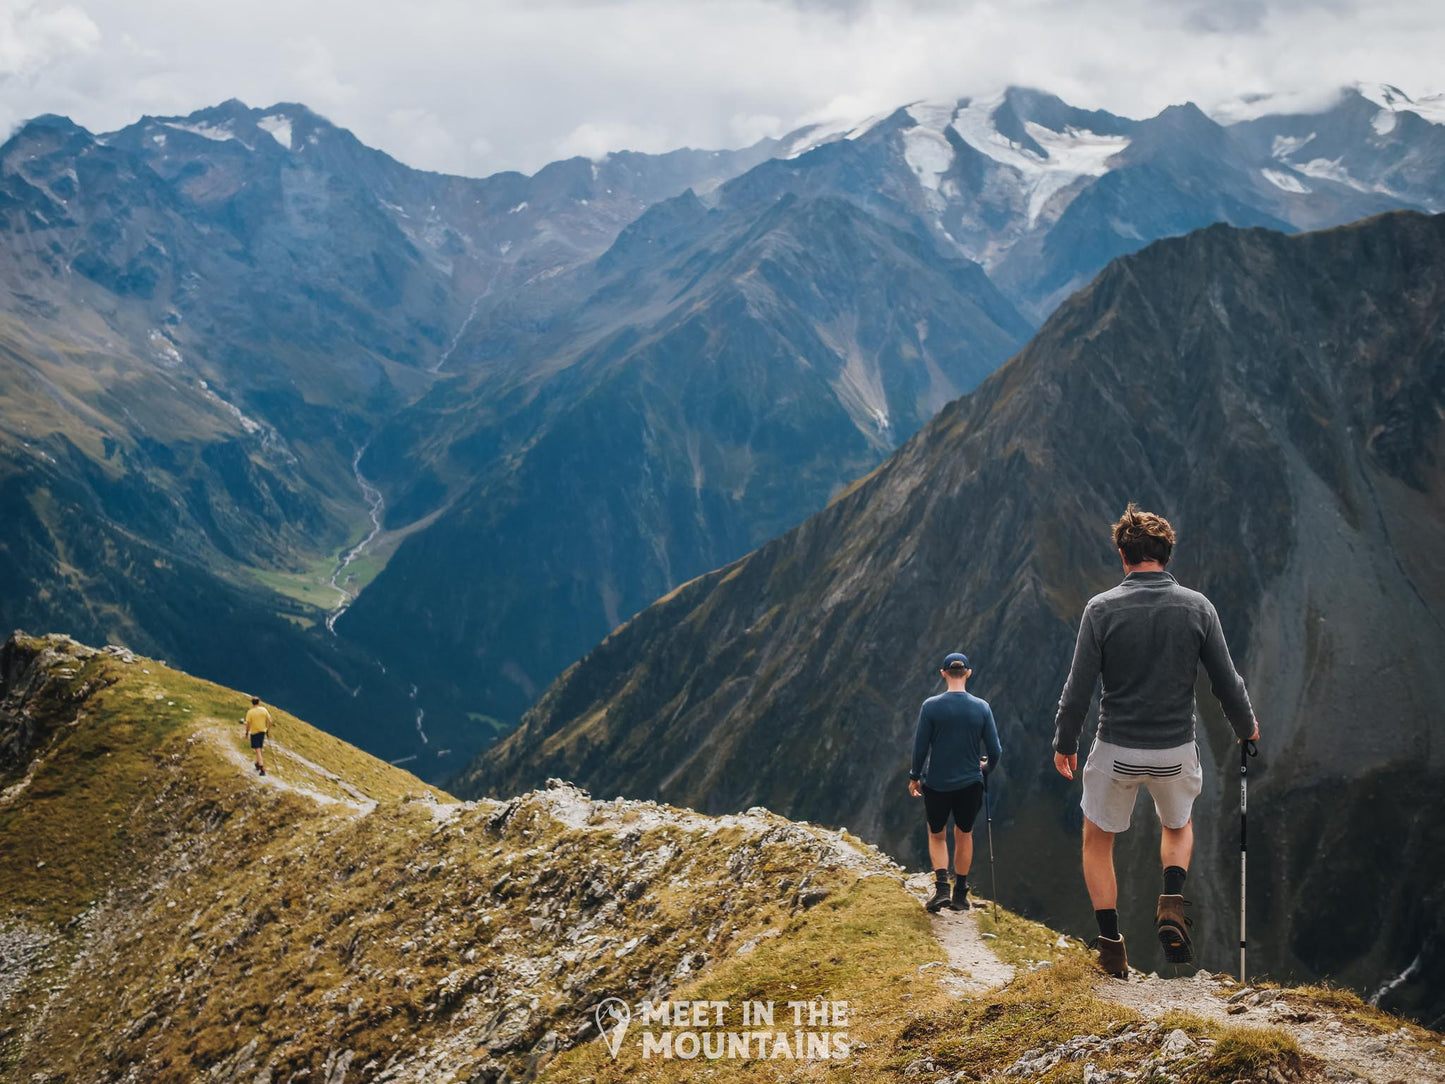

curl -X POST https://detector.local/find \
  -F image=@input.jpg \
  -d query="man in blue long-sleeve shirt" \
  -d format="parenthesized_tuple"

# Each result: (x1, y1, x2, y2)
(909, 652, 1003, 912)
(1053, 505, 1260, 978)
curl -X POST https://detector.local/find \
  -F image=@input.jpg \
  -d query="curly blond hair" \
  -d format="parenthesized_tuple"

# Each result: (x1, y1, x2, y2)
(1113, 503, 1176, 566)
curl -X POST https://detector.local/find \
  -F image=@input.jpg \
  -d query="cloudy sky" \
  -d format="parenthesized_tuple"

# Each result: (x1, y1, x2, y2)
(2, 0, 1442, 176)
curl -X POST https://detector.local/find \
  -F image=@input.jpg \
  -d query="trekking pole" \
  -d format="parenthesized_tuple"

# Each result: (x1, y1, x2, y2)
(983, 770, 998, 920)
(1240, 739, 1258, 981)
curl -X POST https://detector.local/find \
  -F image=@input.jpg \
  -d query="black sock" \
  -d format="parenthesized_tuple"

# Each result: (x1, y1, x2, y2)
(1095, 909, 1120, 940)
(935, 868, 950, 885)
(1163, 866, 1187, 896)
(954, 874, 968, 892)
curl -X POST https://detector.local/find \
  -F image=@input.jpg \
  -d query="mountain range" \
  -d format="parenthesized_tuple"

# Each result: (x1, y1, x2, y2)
(464, 209, 1445, 1025)
(3, 84, 1445, 776)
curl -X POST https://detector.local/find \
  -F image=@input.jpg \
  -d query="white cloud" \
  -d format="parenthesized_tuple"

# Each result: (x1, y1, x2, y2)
(1, 0, 1441, 175)
(730, 112, 785, 145)
(383, 106, 462, 173)
(556, 120, 672, 160)
(0, 1, 100, 76)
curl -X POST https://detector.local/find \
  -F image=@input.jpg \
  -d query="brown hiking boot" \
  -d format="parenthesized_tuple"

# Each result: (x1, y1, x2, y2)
(1157, 894, 1193, 963)
(1092, 934, 1128, 979)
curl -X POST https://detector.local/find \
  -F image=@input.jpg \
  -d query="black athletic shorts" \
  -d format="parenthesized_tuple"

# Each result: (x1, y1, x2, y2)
(922, 782, 984, 834)
(250, 732, 266, 750)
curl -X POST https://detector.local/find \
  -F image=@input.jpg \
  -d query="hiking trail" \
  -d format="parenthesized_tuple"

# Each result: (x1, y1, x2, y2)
(906, 875, 1445, 1083)
(205, 726, 376, 816)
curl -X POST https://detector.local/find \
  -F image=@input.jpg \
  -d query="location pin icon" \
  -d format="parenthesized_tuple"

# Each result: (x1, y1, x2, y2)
(595, 997, 631, 1059)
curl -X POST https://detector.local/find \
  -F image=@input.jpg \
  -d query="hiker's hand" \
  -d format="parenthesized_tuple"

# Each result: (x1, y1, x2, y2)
(1054, 752, 1076, 780)
(908, 779, 922, 798)
(1245, 718, 1260, 742)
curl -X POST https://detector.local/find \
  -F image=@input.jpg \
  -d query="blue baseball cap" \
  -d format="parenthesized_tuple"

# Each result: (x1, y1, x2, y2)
(942, 652, 970, 671)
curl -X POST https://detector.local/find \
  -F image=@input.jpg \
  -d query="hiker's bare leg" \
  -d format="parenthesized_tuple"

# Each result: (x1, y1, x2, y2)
(1082, 816, 1117, 910)
(928, 828, 949, 872)
(1161, 820, 1192, 871)
(953, 825, 973, 876)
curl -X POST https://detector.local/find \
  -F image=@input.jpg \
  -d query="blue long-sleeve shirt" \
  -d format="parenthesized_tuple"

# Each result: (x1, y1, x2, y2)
(909, 690, 1002, 790)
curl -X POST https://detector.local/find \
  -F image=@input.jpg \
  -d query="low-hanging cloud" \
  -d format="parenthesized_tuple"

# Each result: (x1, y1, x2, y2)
(0, 0, 1440, 177)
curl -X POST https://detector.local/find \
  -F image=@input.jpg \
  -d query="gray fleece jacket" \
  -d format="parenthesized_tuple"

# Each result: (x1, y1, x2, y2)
(1053, 571, 1255, 755)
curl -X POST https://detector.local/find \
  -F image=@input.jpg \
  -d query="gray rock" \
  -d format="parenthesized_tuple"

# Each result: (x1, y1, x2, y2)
(1159, 1029, 1195, 1058)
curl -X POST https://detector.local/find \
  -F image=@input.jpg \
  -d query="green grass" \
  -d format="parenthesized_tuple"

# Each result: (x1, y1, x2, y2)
(465, 711, 510, 737)
(540, 873, 956, 1083)
(250, 555, 346, 611)
(248, 501, 446, 614)
(0, 636, 445, 926)
(974, 904, 1078, 969)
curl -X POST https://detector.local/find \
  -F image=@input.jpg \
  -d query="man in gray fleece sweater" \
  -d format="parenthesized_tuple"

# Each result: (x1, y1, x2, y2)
(1053, 505, 1259, 978)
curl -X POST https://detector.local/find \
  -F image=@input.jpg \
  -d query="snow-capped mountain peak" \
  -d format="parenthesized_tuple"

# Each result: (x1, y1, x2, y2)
(1354, 81, 1445, 131)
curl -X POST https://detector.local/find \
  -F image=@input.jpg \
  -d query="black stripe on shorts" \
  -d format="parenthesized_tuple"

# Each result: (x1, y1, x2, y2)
(1113, 761, 1182, 777)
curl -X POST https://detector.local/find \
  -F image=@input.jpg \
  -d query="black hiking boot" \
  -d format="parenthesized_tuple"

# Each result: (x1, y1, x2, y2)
(1090, 934, 1128, 979)
(926, 881, 951, 913)
(950, 879, 970, 911)
(1157, 894, 1193, 963)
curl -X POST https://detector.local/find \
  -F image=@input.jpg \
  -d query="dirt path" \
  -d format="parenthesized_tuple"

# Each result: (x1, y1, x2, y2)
(205, 728, 375, 816)
(906, 874, 1445, 1083)
(905, 874, 1016, 995)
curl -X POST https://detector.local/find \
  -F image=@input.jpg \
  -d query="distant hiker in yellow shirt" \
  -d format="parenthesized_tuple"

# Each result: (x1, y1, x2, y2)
(240, 696, 273, 776)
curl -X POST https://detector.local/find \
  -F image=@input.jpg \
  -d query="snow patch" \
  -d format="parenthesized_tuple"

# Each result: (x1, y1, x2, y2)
(147, 329, 182, 368)
(1262, 168, 1310, 194)
(1270, 132, 1315, 159)
(1356, 82, 1445, 127)
(198, 380, 263, 435)
(901, 110, 954, 192)
(164, 120, 237, 143)
(508, 201, 528, 214)
(948, 96, 1129, 225)
(780, 109, 894, 159)
(1294, 156, 1372, 192)
(257, 114, 293, 150)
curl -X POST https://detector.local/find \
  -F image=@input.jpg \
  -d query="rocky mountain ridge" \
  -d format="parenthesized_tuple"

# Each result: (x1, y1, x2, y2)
(464, 209, 1445, 1026)
(3, 633, 1442, 1083)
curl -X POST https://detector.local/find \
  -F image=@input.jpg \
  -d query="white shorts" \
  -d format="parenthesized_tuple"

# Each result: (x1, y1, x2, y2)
(1081, 738, 1202, 833)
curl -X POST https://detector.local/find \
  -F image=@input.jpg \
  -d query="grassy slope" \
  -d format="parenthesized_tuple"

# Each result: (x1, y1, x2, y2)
(0, 635, 444, 919)
(542, 898, 1352, 1084)
(2, 634, 1438, 1084)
